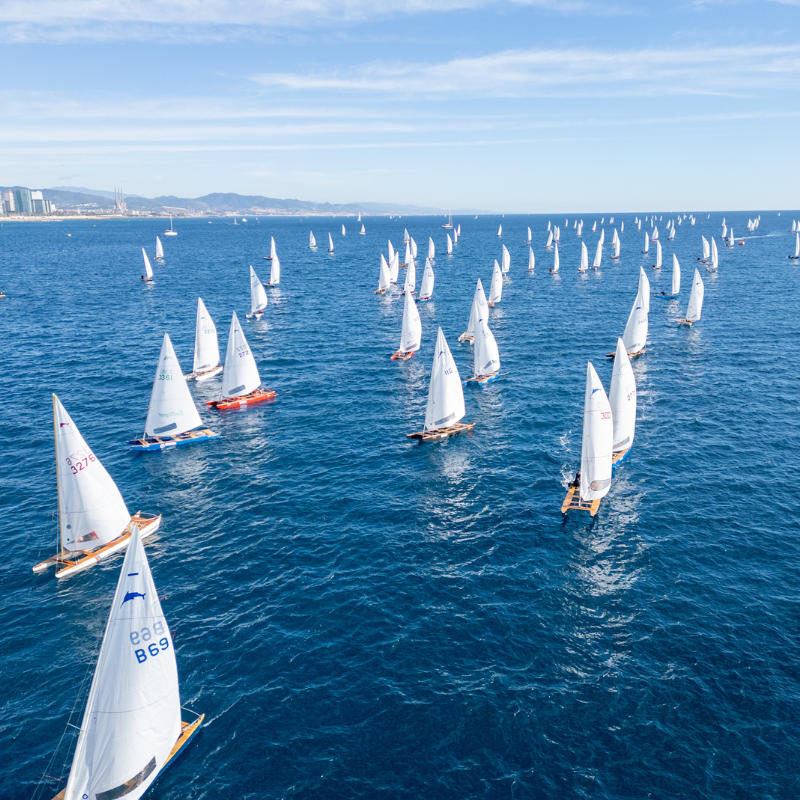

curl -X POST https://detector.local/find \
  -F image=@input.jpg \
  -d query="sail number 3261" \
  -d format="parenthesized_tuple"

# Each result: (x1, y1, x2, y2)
(131, 621, 170, 663)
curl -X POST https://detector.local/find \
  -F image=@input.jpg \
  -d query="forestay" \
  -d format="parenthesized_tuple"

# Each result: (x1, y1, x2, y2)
(609, 338, 636, 453)
(193, 297, 220, 374)
(579, 362, 613, 503)
(424, 328, 465, 431)
(62, 525, 181, 800)
(220, 312, 261, 399)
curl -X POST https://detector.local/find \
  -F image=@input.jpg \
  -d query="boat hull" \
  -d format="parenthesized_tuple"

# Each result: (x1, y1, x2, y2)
(391, 349, 415, 361)
(465, 372, 499, 386)
(561, 487, 601, 516)
(457, 332, 474, 343)
(185, 365, 223, 382)
(407, 422, 475, 442)
(607, 348, 646, 359)
(127, 428, 221, 451)
(612, 448, 630, 467)
(206, 388, 276, 410)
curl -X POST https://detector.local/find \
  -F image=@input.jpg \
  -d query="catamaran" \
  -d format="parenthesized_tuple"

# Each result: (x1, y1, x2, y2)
(246, 265, 268, 319)
(32, 395, 161, 579)
(549, 242, 560, 274)
(465, 315, 500, 386)
(501, 245, 511, 274)
(185, 298, 223, 381)
(459, 279, 488, 342)
(164, 216, 177, 236)
(419, 257, 435, 301)
(528, 247, 535, 271)
(206, 312, 275, 409)
(309, 231, 317, 249)
(46, 525, 203, 800)
(391, 290, 421, 360)
(652, 240, 662, 269)
(376, 254, 391, 294)
(561, 362, 613, 517)
(127, 333, 220, 451)
(141, 248, 154, 282)
(328, 233, 334, 252)
(402, 255, 416, 295)
(609, 267, 649, 357)
(155, 236, 164, 261)
(407, 328, 473, 442)
(488, 260, 503, 305)
(678, 269, 704, 326)
(578, 242, 588, 273)
(609, 337, 636, 465)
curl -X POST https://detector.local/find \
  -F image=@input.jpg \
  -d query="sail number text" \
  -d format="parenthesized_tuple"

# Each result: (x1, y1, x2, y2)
(65, 448, 96, 474)
(131, 621, 170, 663)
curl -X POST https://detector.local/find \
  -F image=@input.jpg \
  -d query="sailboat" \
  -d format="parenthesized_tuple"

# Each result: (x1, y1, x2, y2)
(446, 234, 453, 255)
(164, 216, 177, 236)
(609, 338, 636, 465)
(428, 237, 435, 260)
(391, 290, 421, 360)
(611, 236, 620, 260)
(268, 246, 280, 286)
(442, 211, 453, 229)
(359, 224, 366, 235)
(264, 236, 276, 260)
(526, 227, 532, 243)
(453, 228, 459, 244)
(497, 224, 502, 237)
(141, 248, 154, 282)
(656, 255, 680, 299)
(155, 236, 164, 261)
(206, 312, 275, 409)
(700, 235, 710, 262)
(721, 222, 728, 240)
(457, 224, 461, 236)
(465, 315, 500, 386)
(528, 247, 535, 272)
(545, 230, 553, 249)
(410, 237, 418, 259)
(651, 226, 659, 241)
(598, 228, 605, 247)
(185, 297, 223, 381)
(789, 232, 800, 260)
(707, 237, 719, 272)
(127, 333, 220, 451)
(652, 240, 662, 269)
(328, 233, 334, 252)
(549, 242, 560, 274)
(48, 525, 203, 800)
(678, 269, 704, 326)
(246, 265, 268, 319)
(620, 221, 624, 233)
(488, 260, 503, 305)
(459, 279, 488, 342)
(309, 231, 317, 249)
(578, 241, 588, 273)
(561, 362, 613, 517)
(32, 395, 161, 579)
(389, 251, 400, 284)
(376, 255, 391, 294)
(725, 227, 735, 247)
(418, 257, 435, 301)
(357, 213, 361, 222)
(501, 245, 511, 274)
(668, 224, 675, 241)
(591, 221, 597, 233)
(408, 328, 473, 441)
(388, 240, 396, 264)
(233, 217, 238, 226)
(641, 231, 649, 254)
(402, 255, 416, 295)
(592, 240, 602, 270)
(342, 224, 346, 236)
(403, 228, 410, 243)
(609, 268, 649, 357)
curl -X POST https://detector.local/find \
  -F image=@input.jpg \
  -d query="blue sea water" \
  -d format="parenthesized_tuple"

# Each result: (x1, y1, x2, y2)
(2, 211, 800, 799)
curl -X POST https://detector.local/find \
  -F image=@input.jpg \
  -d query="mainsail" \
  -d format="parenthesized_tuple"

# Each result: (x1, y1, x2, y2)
(424, 328, 465, 431)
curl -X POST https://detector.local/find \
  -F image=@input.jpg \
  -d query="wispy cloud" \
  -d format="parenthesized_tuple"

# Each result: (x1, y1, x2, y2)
(251, 44, 800, 97)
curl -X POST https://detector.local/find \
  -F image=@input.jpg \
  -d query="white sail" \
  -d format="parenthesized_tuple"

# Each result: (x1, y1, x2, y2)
(547, 221, 551, 231)
(701, 235, 710, 260)
(528, 247, 535, 271)
(579, 242, 588, 272)
(249, 265, 267, 315)
(193, 297, 221, 374)
(403, 255, 416, 294)
(654, 240, 662, 268)
(309, 231, 316, 248)
(642, 231, 649, 253)
(404, 241, 411, 264)
(269, 252, 281, 286)
(453, 229, 458, 244)
(145, 333, 202, 438)
(360, 224, 366, 235)
(388, 240, 396, 263)
(579, 362, 613, 503)
(328, 233, 334, 251)
(53, 396, 131, 552)
(473, 315, 500, 377)
(711, 237, 719, 270)
(342, 224, 346, 236)
(592, 240, 602, 269)
(424, 328, 465, 431)
(794, 232, 800, 257)
(545, 230, 553, 248)
(612, 228, 618, 245)
(668, 225, 675, 240)
(378, 254, 391, 292)
(598, 228, 605, 246)
(141, 248, 153, 280)
(489, 259, 503, 302)
(389, 252, 400, 284)
(399, 290, 421, 353)
(671, 254, 681, 295)
(428, 237, 435, 259)
(620, 221, 624, 232)
(728, 226, 733, 242)
(552, 242, 560, 273)
(155, 237, 164, 259)
(419, 257, 435, 299)
(410, 237, 418, 258)
(457, 224, 461, 235)
(638, 265, 651, 313)
(446, 234, 453, 255)
(622, 277, 648, 354)
(652, 225, 659, 240)
(220, 312, 261, 399)
(501, 245, 510, 273)
(358, 213, 361, 221)
(609, 338, 636, 453)
(63, 525, 181, 800)
(685, 268, 704, 322)
(466, 279, 488, 339)
(270, 236, 277, 260)
(721, 222, 727, 239)
(497, 224, 502, 236)
(612, 238, 620, 258)
(527, 226, 532, 242)
(404, 227, 409, 242)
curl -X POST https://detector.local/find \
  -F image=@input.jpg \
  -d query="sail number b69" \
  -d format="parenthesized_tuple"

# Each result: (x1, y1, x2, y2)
(131, 621, 171, 663)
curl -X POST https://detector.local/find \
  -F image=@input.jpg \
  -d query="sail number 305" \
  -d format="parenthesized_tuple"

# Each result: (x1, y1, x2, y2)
(131, 621, 170, 664)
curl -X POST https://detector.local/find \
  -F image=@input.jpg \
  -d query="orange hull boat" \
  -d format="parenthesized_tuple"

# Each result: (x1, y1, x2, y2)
(207, 388, 276, 410)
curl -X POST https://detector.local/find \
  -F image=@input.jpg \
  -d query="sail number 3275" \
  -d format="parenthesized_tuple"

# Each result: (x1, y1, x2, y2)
(131, 621, 170, 664)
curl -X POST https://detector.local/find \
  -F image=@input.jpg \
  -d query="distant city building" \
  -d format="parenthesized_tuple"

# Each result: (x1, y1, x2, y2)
(114, 187, 127, 214)
(31, 190, 49, 215)
(2, 190, 14, 213)
(13, 188, 33, 215)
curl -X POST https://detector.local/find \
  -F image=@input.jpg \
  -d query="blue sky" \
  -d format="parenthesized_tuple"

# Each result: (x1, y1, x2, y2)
(2, 0, 799, 211)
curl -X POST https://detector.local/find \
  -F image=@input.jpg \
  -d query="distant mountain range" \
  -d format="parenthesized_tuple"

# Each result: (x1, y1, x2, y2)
(3, 186, 490, 215)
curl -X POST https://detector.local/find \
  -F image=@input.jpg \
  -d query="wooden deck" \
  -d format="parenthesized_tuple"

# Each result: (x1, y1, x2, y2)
(561, 487, 601, 516)
(407, 422, 475, 442)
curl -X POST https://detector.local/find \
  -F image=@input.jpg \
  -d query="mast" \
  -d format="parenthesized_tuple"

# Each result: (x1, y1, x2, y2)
(53, 393, 61, 556)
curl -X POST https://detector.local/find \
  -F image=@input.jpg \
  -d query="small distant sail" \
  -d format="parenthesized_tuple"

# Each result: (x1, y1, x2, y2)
(309, 231, 316, 248)
(654, 240, 662, 268)
(551, 242, 560, 273)
(609, 338, 636, 456)
(488, 260, 503, 303)
(671, 254, 681, 295)
(497, 224, 502, 237)
(419, 257, 435, 300)
(424, 328, 465, 432)
(684, 269, 705, 322)
(793, 232, 800, 258)
(527, 247, 535, 271)
(155, 236, 164, 260)
(358, 213, 362, 222)
(248, 265, 267, 317)
(410, 237, 418, 258)
(622, 273, 649, 354)
(501, 245, 510, 274)
(377, 254, 391, 293)
(446, 234, 453, 255)
(406, 241, 415, 264)
(457, 224, 461, 235)
(403, 256, 416, 295)
(638, 265, 651, 313)
(642, 231, 649, 253)
(579, 241, 588, 272)
(668, 225, 675, 240)
(547, 221, 551, 231)
(193, 298, 221, 375)
(388, 240, 396, 263)
(404, 228, 409, 243)
(526, 226, 532, 243)
(710, 237, 719, 271)
(545, 230, 553, 248)
(145, 333, 203, 438)
(598, 228, 605, 246)
(473, 315, 500, 379)
(399, 290, 422, 354)
(591, 221, 597, 232)
(389, 252, 400, 284)
(620, 221, 624, 232)
(220, 312, 261, 400)
(269, 250, 281, 286)
(721, 222, 727, 239)
(652, 226, 659, 241)
(612, 237, 620, 258)
(142, 248, 154, 280)
(592, 240, 602, 269)
(342, 224, 346, 236)
(579, 362, 613, 503)
(328, 232, 334, 252)
(701, 235, 710, 261)
(428, 237, 435, 260)
(453, 229, 459, 244)
(360, 224, 366, 235)
(463, 279, 488, 340)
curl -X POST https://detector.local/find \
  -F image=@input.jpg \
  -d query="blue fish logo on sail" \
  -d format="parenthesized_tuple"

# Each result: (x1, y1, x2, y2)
(122, 591, 146, 606)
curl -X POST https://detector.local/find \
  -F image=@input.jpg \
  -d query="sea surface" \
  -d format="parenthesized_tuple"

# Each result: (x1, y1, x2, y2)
(2, 211, 800, 799)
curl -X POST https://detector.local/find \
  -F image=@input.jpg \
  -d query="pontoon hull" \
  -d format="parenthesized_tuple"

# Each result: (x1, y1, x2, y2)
(127, 429, 221, 451)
